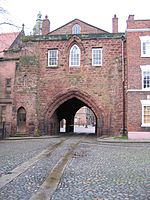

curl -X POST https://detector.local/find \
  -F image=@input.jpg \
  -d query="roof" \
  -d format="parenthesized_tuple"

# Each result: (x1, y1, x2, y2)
(0, 32, 19, 57)
(48, 18, 109, 35)
(26, 32, 125, 42)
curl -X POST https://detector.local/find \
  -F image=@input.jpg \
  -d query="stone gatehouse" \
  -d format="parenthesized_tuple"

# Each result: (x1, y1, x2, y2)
(11, 17, 124, 137)
(0, 14, 149, 137)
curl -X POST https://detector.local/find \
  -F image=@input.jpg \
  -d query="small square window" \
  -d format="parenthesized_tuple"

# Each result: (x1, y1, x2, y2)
(140, 36, 150, 57)
(140, 65, 150, 90)
(92, 48, 102, 66)
(141, 100, 150, 127)
(48, 49, 58, 67)
(144, 106, 150, 124)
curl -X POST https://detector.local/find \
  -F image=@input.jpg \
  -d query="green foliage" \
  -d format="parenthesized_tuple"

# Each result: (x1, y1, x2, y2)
(20, 55, 39, 66)
(34, 128, 40, 137)
(21, 35, 33, 42)
(114, 135, 128, 140)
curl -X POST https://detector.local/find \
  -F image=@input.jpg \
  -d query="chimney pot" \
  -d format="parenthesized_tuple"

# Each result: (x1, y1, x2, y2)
(128, 15, 134, 21)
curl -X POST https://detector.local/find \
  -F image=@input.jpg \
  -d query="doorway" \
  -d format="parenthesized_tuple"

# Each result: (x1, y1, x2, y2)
(17, 107, 26, 133)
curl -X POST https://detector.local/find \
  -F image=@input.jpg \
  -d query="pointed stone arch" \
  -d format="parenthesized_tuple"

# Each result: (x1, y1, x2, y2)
(67, 35, 85, 52)
(41, 89, 105, 136)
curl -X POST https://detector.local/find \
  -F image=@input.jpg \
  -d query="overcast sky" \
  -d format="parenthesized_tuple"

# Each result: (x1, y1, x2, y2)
(0, 0, 150, 34)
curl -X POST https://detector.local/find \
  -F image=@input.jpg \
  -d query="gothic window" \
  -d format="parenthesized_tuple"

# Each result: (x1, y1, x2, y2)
(48, 49, 58, 67)
(92, 48, 102, 66)
(72, 24, 81, 34)
(69, 44, 80, 67)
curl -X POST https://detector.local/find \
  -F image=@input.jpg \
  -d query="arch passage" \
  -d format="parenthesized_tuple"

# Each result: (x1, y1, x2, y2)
(56, 97, 96, 133)
(40, 90, 104, 137)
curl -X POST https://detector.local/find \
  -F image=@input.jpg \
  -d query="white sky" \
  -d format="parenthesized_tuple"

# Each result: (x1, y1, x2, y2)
(0, 0, 150, 34)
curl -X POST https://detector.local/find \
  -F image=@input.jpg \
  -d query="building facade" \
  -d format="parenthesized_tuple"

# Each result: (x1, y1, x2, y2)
(126, 15, 150, 137)
(0, 15, 149, 138)
(0, 31, 24, 135)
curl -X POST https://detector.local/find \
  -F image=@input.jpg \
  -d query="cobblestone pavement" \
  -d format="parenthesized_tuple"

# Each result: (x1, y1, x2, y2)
(0, 137, 61, 176)
(0, 136, 150, 200)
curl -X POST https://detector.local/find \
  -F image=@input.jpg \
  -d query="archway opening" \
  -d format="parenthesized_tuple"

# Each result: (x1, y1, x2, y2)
(56, 97, 97, 135)
(74, 106, 96, 134)
(60, 119, 66, 132)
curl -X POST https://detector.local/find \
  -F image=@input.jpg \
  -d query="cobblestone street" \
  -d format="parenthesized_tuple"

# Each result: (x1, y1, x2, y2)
(0, 136, 150, 200)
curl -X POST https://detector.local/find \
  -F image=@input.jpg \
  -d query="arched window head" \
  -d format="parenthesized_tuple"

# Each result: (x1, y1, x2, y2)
(72, 24, 81, 34)
(69, 44, 80, 67)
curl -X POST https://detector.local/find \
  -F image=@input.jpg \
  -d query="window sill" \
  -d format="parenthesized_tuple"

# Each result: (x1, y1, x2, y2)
(141, 124, 150, 127)
(142, 88, 150, 91)
(127, 89, 150, 92)
(141, 55, 150, 58)
(47, 66, 59, 69)
(92, 65, 102, 67)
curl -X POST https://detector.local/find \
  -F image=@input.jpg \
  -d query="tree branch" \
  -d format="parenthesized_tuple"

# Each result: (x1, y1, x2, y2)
(0, 6, 7, 14)
(0, 22, 21, 29)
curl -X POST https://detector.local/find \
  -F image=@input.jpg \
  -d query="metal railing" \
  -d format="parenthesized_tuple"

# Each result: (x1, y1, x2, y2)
(0, 122, 11, 139)
(0, 122, 6, 139)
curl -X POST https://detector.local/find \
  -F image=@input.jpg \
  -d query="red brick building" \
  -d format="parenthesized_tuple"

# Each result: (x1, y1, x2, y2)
(0, 31, 24, 134)
(74, 106, 96, 126)
(126, 15, 150, 138)
(0, 14, 149, 138)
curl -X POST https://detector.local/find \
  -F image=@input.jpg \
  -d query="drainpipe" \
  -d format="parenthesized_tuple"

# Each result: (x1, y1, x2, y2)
(121, 35, 126, 136)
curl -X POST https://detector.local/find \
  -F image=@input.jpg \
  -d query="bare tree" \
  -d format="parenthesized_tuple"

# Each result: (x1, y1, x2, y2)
(0, 0, 7, 14)
(0, 6, 6, 14)
(0, 1, 22, 30)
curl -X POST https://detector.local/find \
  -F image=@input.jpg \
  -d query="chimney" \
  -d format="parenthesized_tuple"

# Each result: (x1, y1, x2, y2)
(42, 15, 50, 35)
(128, 15, 134, 21)
(112, 14, 118, 33)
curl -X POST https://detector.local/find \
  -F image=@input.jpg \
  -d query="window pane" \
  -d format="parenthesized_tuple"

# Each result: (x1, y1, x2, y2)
(5, 78, 11, 97)
(70, 45, 80, 66)
(143, 70, 150, 89)
(0, 106, 6, 122)
(143, 42, 146, 55)
(144, 106, 150, 124)
(145, 41, 150, 55)
(72, 24, 81, 34)
(48, 50, 58, 66)
(92, 48, 102, 66)
(142, 40, 150, 57)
